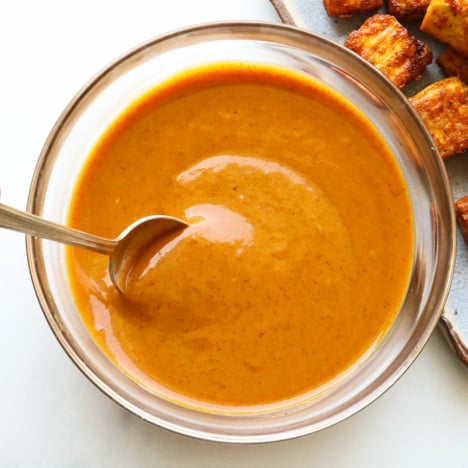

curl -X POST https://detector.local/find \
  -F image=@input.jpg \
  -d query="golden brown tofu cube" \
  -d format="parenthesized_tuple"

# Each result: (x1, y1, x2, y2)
(409, 77, 468, 158)
(455, 196, 468, 245)
(421, 0, 468, 58)
(323, 0, 383, 17)
(344, 14, 432, 88)
(437, 47, 468, 83)
(386, 0, 430, 21)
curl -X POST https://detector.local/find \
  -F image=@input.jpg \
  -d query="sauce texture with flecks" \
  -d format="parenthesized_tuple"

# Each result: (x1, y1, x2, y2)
(67, 63, 414, 407)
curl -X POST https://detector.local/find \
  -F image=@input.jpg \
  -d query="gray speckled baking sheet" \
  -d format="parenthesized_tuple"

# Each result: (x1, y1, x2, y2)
(270, 0, 468, 368)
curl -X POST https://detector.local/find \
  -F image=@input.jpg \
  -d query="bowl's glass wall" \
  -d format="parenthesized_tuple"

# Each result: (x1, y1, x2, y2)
(26, 23, 455, 442)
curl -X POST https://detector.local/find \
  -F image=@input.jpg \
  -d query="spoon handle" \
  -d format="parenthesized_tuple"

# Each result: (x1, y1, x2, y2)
(0, 202, 116, 255)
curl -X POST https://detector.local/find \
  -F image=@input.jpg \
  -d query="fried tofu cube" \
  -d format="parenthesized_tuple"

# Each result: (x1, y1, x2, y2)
(344, 14, 432, 88)
(421, 0, 468, 58)
(437, 47, 468, 82)
(455, 196, 468, 245)
(323, 0, 383, 17)
(386, 0, 430, 21)
(409, 77, 468, 158)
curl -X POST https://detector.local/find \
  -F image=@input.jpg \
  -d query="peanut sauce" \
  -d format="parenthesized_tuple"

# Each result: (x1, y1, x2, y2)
(67, 63, 414, 407)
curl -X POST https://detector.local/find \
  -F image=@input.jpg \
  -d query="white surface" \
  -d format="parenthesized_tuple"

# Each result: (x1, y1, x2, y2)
(0, 1, 467, 466)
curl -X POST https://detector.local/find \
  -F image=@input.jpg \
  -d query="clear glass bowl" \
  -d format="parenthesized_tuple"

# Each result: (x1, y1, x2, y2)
(26, 22, 455, 443)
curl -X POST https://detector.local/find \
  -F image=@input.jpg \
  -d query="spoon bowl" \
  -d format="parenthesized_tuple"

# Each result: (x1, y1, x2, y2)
(0, 202, 187, 292)
(110, 215, 187, 292)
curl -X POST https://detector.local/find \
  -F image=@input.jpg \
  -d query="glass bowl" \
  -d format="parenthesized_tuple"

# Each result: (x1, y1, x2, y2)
(26, 22, 455, 443)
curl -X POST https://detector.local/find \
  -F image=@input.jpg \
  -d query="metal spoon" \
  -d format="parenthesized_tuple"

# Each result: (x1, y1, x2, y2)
(0, 202, 187, 292)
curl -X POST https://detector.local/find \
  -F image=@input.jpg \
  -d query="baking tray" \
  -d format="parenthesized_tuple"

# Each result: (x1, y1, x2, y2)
(270, 0, 468, 368)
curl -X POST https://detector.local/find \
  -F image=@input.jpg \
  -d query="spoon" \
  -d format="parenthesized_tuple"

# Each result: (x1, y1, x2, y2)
(0, 202, 187, 292)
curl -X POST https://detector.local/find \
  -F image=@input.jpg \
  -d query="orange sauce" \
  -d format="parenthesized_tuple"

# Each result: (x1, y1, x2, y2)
(66, 63, 414, 407)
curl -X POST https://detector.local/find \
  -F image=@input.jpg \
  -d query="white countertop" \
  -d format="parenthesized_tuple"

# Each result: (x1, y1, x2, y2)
(1, 1, 467, 466)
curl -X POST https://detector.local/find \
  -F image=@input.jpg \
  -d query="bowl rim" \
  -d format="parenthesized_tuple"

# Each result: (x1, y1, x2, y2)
(25, 20, 456, 443)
